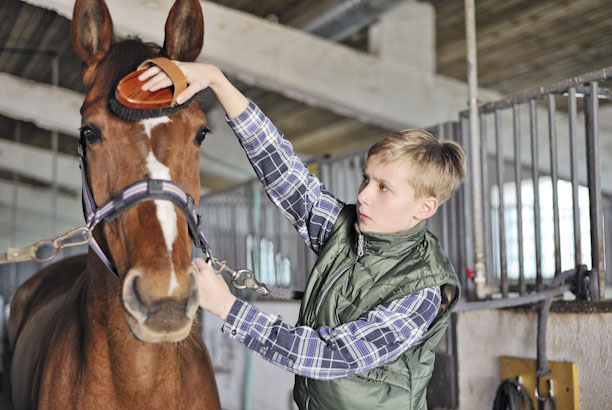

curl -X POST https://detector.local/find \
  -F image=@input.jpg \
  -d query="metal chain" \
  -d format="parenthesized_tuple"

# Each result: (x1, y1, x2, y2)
(1, 226, 92, 264)
(209, 256, 270, 296)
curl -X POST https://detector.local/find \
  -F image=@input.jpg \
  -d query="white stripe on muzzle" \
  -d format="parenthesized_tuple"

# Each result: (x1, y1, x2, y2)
(141, 117, 179, 295)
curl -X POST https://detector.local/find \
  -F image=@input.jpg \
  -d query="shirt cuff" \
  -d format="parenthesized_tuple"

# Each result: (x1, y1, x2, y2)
(221, 298, 260, 343)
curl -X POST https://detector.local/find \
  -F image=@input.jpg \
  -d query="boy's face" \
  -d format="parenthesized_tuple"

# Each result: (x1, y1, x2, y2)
(356, 154, 437, 235)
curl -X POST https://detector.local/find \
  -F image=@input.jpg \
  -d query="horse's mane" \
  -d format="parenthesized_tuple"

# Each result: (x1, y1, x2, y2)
(89, 38, 165, 99)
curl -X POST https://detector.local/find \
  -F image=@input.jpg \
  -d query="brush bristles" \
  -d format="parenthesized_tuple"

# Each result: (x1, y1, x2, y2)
(108, 96, 195, 121)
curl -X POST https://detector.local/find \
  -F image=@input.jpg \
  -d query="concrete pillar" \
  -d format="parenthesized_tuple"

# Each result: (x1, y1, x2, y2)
(369, 1, 436, 73)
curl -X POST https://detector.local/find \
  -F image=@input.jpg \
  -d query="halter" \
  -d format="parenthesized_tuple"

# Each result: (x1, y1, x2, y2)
(77, 141, 213, 278)
(77, 131, 270, 296)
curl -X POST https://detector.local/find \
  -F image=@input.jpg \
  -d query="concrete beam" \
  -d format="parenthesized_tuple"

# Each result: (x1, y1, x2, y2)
(0, 179, 81, 220)
(0, 72, 82, 137)
(0, 73, 255, 186)
(0, 139, 81, 192)
(23, 0, 501, 130)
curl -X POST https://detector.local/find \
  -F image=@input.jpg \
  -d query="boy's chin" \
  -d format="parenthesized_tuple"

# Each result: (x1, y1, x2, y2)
(357, 220, 373, 233)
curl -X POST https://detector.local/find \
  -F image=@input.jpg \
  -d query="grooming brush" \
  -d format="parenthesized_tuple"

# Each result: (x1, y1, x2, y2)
(109, 57, 195, 121)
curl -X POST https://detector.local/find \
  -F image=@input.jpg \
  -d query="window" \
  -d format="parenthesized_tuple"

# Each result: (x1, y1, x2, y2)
(491, 177, 591, 280)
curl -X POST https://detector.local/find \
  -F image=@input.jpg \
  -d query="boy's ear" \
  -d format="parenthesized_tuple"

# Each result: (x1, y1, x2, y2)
(416, 196, 439, 220)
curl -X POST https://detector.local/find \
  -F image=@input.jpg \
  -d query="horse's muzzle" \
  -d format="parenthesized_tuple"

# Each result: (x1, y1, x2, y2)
(121, 266, 199, 343)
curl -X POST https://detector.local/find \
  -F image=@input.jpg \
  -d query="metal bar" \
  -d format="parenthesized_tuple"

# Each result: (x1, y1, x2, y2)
(455, 283, 572, 312)
(495, 110, 508, 297)
(568, 87, 581, 266)
(513, 104, 526, 295)
(584, 81, 605, 299)
(342, 157, 351, 201)
(480, 114, 493, 283)
(450, 122, 464, 282)
(464, 0, 486, 298)
(548, 94, 562, 275)
(320, 162, 330, 190)
(530, 100, 543, 291)
(438, 122, 451, 251)
(51, 56, 60, 235)
(460, 116, 474, 295)
(462, 65, 612, 115)
(352, 155, 362, 196)
(9, 122, 22, 298)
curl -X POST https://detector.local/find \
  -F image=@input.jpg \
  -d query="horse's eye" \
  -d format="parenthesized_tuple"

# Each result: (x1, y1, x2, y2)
(194, 127, 209, 146)
(79, 125, 102, 145)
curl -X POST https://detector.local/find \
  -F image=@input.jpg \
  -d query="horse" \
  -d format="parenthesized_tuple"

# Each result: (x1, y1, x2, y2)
(6, 0, 221, 408)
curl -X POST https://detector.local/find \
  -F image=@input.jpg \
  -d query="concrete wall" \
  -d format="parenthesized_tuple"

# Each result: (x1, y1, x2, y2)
(203, 300, 612, 410)
(202, 300, 300, 410)
(456, 309, 612, 410)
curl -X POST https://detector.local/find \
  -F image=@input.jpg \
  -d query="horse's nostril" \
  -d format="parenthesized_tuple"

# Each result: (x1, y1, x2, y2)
(122, 270, 148, 323)
(186, 269, 199, 315)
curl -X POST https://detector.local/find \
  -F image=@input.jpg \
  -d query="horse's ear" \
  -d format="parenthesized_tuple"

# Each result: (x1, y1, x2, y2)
(72, 0, 113, 67)
(163, 0, 204, 62)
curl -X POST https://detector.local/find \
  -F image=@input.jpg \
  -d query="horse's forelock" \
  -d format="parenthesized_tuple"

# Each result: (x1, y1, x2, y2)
(94, 38, 164, 98)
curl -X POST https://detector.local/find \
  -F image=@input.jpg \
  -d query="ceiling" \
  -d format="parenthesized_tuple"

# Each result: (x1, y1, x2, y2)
(1, 0, 611, 191)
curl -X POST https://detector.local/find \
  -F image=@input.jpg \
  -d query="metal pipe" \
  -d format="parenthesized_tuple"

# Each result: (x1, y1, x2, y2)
(495, 110, 508, 297)
(462, 65, 612, 116)
(530, 100, 543, 291)
(548, 94, 562, 275)
(513, 104, 525, 295)
(455, 283, 572, 312)
(288, 0, 404, 41)
(460, 115, 474, 295)
(584, 81, 604, 299)
(568, 87, 581, 266)
(464, 0, 486, 298)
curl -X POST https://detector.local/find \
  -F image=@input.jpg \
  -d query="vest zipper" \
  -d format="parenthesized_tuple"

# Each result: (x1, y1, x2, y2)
(305, 378, 310, 410)
(312, 234, 364, 321)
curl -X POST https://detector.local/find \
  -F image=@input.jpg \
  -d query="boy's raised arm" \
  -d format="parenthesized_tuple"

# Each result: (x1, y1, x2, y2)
(226, 100, 343, 252)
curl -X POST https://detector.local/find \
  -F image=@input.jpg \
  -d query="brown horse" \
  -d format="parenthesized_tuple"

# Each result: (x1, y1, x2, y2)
(6, 0, 221, 409)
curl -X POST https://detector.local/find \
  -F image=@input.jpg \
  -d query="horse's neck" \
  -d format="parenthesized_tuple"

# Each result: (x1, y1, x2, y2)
(84, 254, 192, 394)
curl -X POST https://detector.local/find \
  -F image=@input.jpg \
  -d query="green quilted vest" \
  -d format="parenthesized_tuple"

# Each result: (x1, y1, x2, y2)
(293, 205, 460, 410)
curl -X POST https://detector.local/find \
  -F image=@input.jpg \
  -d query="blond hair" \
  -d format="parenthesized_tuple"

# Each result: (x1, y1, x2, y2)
(367, 129, 466, 204)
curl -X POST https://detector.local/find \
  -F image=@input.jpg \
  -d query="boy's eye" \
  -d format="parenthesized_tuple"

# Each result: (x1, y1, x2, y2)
(379, 184, 388, 192)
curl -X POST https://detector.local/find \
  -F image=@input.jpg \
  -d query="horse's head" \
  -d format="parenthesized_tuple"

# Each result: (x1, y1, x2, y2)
(72, 0, 206, 343)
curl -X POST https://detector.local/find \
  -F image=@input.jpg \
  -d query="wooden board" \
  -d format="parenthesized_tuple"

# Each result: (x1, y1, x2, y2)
(499, 356, 578, 410)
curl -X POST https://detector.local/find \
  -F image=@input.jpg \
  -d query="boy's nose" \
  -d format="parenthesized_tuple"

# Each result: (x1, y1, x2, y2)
(357, 184, 370, 204)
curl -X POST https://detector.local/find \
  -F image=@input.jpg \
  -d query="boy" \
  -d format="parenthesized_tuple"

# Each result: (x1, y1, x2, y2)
(140, 62, 465, 410)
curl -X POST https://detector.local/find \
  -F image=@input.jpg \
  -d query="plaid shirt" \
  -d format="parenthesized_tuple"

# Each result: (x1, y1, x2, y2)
(227, 100, 343, 253)
(225, 100, 441, 379)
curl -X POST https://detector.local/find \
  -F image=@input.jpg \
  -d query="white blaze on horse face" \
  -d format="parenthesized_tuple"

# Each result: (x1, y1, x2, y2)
(141, 117, 180, 295)
(141, 116, 171, 137)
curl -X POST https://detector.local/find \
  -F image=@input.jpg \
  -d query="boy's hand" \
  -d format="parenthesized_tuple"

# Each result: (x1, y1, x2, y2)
(139, 62, 223, 105)
(194, 257, 237, 320)
(138, 60, 248, 119)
